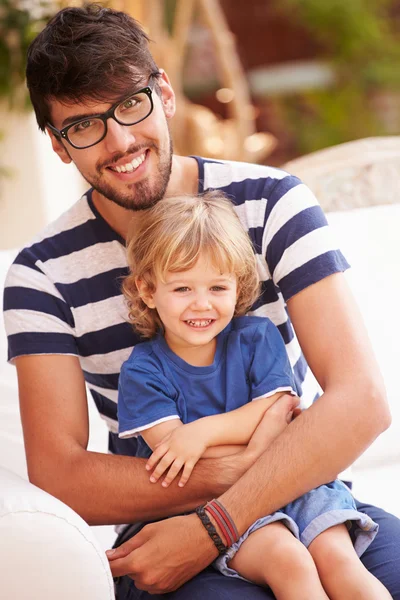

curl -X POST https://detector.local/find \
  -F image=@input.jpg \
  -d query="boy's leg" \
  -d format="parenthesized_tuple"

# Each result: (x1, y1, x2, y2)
(356, 500, 400, 599)
(308, 523, 392, 599)
(228, 521, 329, 600)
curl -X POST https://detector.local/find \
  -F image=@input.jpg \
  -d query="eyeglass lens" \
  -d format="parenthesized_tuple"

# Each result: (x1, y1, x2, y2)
(67, 91, 152, 148)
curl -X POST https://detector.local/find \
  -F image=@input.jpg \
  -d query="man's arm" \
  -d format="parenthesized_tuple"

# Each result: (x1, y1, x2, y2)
(218, 272, 391, 530)
(16, 353, 271, 525)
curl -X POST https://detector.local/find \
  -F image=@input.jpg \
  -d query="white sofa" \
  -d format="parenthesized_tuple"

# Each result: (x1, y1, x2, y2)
(0, 251, 116, 599)
(1, 202, 399, 598)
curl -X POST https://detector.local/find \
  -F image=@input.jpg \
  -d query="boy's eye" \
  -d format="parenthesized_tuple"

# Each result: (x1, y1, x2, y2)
(174, 287, 190, 292)
(211, 286, 226, 292)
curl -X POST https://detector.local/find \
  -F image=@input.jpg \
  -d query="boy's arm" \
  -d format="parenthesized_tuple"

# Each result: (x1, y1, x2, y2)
(143, 392, 297, 487)
(192, 390, 296, 448)
(141, 420, 244, 456)
(142, 390, 292, 452)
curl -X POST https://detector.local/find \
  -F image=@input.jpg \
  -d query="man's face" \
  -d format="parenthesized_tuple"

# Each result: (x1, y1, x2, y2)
(47, 72, 175, 211)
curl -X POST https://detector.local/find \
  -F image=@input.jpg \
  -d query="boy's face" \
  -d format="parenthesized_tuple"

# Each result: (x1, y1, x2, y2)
(46, 72, 175, 211)
(140, 254, 238, 366)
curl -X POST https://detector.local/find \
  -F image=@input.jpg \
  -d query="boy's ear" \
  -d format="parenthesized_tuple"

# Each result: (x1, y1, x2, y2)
(135, 278, 156, 308)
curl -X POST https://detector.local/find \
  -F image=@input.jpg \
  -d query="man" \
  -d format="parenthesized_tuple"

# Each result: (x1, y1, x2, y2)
(3, 4, 399, 598)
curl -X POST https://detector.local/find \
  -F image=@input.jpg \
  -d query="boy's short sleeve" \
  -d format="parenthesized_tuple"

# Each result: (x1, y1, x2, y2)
(118, 357, 180, 439)
(250, 319, 297, 400)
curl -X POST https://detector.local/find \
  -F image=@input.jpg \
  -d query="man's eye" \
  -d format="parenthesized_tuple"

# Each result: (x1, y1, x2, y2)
(73, 120, 94, 132)
(121, 97, 140, 110)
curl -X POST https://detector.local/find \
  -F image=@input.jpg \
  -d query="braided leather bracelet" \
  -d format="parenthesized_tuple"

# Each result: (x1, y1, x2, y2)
(195, 505, 227, 555)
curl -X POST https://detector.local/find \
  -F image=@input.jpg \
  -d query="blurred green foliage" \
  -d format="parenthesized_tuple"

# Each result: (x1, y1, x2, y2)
(0, 0, 55, 110)
(277, 0, 400, 155)
(0, 0, 55, 189)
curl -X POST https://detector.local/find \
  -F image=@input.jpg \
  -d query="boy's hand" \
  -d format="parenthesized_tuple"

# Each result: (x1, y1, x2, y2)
(246, 393, 300, 460)
(146, 422, 208, 488)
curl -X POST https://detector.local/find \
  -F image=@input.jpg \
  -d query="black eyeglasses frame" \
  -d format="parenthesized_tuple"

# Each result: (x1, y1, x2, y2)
(46, 74, 159, 150)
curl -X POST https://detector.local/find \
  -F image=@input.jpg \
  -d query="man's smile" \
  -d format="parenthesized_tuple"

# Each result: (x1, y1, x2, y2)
(109, 151, 146, 173)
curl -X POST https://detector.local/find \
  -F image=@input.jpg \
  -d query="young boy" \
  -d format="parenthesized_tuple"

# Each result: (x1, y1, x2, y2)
(118, 192, 391, 599)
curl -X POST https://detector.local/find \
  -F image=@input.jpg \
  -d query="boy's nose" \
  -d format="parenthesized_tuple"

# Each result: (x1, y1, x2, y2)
(191, 294, 212, 311)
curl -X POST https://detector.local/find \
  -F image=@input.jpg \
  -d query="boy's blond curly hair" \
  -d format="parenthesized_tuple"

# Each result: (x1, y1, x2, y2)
(123, 191, 260, 338)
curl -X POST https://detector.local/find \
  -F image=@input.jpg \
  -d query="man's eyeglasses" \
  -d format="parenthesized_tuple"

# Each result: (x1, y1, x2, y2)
(47, 74, 159, 150)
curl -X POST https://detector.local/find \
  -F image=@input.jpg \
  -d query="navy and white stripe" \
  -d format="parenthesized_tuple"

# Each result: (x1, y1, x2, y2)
(3, 157, 349, 453)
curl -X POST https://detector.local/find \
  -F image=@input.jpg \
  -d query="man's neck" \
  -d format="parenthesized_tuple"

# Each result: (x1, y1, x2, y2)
(92, 155, 199, 239)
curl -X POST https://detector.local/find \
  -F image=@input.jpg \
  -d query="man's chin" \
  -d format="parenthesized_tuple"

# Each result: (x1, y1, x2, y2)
(91, 181, 166, 212)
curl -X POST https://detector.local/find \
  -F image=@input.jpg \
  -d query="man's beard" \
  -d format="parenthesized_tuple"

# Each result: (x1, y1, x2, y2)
(82, 137, 173, 212)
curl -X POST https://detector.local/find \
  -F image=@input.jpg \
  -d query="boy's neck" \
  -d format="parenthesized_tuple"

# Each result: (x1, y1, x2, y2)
(164, 337, 217, 367)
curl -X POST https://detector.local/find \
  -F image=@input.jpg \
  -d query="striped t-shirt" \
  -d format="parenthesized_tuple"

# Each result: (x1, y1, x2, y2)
(3, 156, 349, 458)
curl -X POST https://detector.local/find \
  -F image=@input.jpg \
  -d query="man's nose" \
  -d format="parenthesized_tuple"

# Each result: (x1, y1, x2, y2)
(104, 118, 136, 154)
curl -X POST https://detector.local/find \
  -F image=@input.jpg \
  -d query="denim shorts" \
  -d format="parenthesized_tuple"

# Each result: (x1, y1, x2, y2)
(214, 480, 379, 581)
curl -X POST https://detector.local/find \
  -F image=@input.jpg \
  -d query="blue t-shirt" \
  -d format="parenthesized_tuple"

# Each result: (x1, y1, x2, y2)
(118, 316, 296, 457)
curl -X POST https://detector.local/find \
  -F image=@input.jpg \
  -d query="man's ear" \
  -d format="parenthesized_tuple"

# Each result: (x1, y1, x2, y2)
(136, 278, 156, 308)
(157, 69, 176, 120)
(46, 128, 72, 164)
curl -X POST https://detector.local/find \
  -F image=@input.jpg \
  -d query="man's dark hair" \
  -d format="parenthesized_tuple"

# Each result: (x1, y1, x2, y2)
(26, 3, 160, 131)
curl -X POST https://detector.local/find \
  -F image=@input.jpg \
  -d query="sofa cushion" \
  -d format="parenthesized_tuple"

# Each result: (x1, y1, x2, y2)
(0, 466, 114, 599)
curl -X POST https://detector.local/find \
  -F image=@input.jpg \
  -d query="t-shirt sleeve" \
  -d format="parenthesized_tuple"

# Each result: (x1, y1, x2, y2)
(262, 175, 350, 301)
(118, 356, 180, 439)
(250, 319, 297, 400)
(3, 253, 78, 362)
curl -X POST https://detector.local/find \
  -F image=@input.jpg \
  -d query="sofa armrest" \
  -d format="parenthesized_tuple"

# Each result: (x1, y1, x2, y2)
(0, 466, 115, 599)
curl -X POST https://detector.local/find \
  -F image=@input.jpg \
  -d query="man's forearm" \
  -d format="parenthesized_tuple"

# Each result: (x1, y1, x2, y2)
(34, 447, 245, 526)
(217, 383, 390, 534)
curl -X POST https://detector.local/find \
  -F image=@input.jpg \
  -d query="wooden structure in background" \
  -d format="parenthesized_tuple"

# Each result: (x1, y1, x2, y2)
(59, 0, 276, 162)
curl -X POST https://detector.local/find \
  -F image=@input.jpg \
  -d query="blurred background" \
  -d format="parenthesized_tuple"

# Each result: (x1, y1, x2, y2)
(1, 0, 400, 246)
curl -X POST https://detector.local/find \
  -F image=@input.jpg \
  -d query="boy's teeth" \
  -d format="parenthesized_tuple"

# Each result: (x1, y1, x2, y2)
(186, 319, 213, 327)
(114, 152, 145, 173)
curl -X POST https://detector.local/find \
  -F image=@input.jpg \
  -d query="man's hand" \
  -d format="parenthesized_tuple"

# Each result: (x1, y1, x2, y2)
(107, 513, 217, 593)
(146, 422, 209, 487)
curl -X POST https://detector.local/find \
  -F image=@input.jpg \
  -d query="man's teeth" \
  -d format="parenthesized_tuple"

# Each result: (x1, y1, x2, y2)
(114, 152, 145, 173)
(186, 320, 213, 328)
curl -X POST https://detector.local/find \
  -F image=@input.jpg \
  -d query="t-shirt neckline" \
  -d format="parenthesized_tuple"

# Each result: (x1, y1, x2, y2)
(155, 322, 231, 374)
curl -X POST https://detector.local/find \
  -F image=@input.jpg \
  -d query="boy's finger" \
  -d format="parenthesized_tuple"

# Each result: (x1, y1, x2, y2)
(150, 452, 175, 482)
(146, 444, 168, 470)
(162, 458, 184, 487)
(178, 461, 195, 487)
